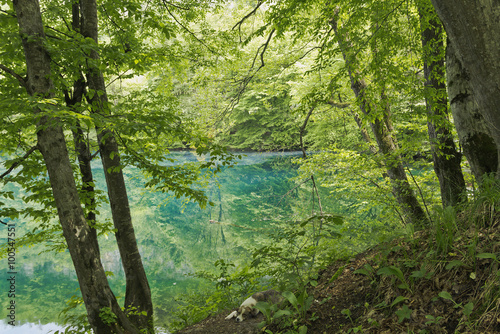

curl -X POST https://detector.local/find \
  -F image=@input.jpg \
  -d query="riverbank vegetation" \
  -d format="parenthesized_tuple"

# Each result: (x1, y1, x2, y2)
(1, 0, 499, 333)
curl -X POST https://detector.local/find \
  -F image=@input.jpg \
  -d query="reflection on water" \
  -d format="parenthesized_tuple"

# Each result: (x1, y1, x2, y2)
(0, 151, 340, 332)
(0, 321, 64, 333)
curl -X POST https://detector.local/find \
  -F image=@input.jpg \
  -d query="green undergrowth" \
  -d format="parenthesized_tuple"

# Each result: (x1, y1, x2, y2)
(267, 175, 500, 333)
(170, 176, 500, 334)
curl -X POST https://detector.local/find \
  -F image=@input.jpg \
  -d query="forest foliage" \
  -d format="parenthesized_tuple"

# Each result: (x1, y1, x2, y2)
(1, 0, 499, 333)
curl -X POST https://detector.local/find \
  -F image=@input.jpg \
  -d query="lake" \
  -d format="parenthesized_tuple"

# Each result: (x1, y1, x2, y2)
(1, 151, 357, 333)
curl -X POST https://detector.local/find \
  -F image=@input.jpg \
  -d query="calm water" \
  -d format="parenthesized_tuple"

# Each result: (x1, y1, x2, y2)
(1, 151, 348, 333)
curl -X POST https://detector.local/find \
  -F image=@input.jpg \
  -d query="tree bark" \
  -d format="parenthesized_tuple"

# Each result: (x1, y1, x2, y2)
(13, 0, 138, 333)
(331, 15, 428, 226)
(418, 1, 466, 207)
(79, 0, 154, 331)
(445, 40, 498, 182)
(430, 0, 500, 177)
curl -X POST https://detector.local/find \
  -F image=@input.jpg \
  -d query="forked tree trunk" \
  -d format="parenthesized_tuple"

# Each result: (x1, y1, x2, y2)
(445, 40, 498, 182)
(431, 0, 500, 177)
(80, 0, 154, 331)
(418, 0, 466, 207)
(13, 1, 138, 333)
(331, 14, 428, 226)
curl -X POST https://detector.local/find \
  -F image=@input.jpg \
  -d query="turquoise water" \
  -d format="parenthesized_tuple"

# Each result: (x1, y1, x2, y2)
(1, 151, 347, 332)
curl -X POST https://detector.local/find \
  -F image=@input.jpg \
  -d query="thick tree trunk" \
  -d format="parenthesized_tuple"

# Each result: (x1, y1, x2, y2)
(80, 0, 154, 331)
(418, 1, 466, 207)
(13, 1, 138, 333)
(331, 15, 428, 226)
(446, 40, 498, 182)
(431, 0, 500, 177)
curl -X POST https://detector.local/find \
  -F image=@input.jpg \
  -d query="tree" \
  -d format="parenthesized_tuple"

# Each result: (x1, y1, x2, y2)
(79, 0, 153, 329)
(331, 11, 427, 225)
(11, 0, 139, 332)
(445, 40, 498, 182)
(417, 0, 466, 206)
(431, 0, 500, 177)
(2, 0, 235, 331)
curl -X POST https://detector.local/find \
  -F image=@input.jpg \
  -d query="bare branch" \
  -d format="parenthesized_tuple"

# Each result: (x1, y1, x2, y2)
(0, 146, 38, 180)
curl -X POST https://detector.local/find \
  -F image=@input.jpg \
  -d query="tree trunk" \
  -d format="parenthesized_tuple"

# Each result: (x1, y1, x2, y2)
(65, 74, 98, 230)
(445, 40, 498, 182)
(13, 1, 138, 333)
(418, 1, 466, 207)
(80, 0, 154, 331)
(331, 15, 428, 226)
(430, 0, 500, 177)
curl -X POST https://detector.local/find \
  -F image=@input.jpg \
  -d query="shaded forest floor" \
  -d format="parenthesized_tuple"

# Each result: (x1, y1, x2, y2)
(175, 209, 500, 334)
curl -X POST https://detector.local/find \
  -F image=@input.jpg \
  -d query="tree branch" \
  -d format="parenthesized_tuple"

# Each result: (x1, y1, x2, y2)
(162, 0, 219, 55)
(299, 106, 315, 158)
(232, 0, 264, 42)
(0, 9, 16, 17)
(218, 28, 276, 122)
(0, 146, 38, 180)
(0, 63, 30, 94)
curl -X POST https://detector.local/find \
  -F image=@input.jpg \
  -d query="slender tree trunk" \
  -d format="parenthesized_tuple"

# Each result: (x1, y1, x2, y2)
(431, 0, 500, 177)
(65, 0, 97, 235)
(13, 1, 138, 333)
(418, 1, 466, 207)
(445, 40, 498, 182)
(65, 74, 98, 230)
(80, 0, 153, 331)
(331, 14, 428, 226)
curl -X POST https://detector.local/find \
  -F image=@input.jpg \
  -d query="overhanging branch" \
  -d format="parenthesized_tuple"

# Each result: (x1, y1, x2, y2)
(0, 63, 30, 94)
(0, 146, 38, 180)
(162, 0, 219, 55)
(232, 0, 264, 42)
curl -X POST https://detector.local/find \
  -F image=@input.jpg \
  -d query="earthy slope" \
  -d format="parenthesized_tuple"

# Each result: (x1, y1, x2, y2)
(175, 221, 500, 334)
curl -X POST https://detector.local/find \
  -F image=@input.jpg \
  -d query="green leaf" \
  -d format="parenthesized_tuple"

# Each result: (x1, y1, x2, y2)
(438, 291, 453, 301)
(463, 302, 474, 317)
(390, 296, 407, 307)
(476, 253, 497, 261)
(273, 309, 291, 319)
(341, 308, 351, 317)
(377, 266, 405, 282)
(445, 260, 465, 270)
(395, 305, 411, 323)
(282, 291, 298, 310)
(353, 268, 371, 276)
